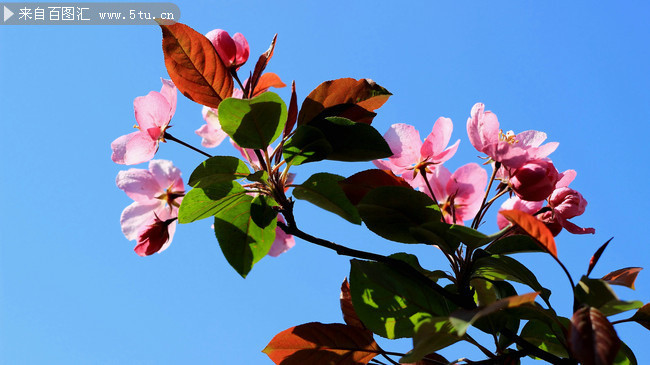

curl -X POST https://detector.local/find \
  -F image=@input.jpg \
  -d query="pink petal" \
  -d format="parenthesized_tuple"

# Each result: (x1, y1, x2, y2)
(528, 142, 559, 160)
(421, 117, 453, 158)
(372, 159, 409, 179)
(197, 106, 228, 148)
(515, 130, 547, 148)
(430, 139, 460, 164)
(120, 201, 163, 240)
(556, 214, 595, 235)
(383, 124, 422, 168)
(496, 197, 545, 229)
(486, 141, 529, 169)
(206, 29, 237, 67)
(447, 163, 488, 222)
(232, 33, 250, 67)
(556, 169, 577, 188)
(421, 165, 452, 202)
(111, 131, 158, 165)
(116, 168, 160, 203)
(267, 216, 295, 257)
(134, 91, 172, 132)
(148, 159, 183, 193)
(159, 78, 177, 117)
(467, 103, 499, 154)
(134, 210, 177, 256)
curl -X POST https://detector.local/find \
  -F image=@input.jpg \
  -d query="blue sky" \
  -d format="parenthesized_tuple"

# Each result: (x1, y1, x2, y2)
(1, 1, 649, 364)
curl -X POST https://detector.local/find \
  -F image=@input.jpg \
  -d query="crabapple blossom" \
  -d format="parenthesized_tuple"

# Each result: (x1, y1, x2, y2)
(547, 187, 595, 234)
(267, 216, 295, 257)
(116, 159, 185, 256)
(206, 29, 250, 69)
(373, 118, 459, 185)
(496, 196, 544, 230)
(418, 163, 487, 225)
(111, 79, 177, 165)
(466, 103, 558, 169)
(196, 89, 244, 148)
(510, 159, 560, 201)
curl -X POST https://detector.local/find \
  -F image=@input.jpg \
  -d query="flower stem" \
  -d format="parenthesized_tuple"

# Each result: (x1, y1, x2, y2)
(472, 162, 500, 229)
(164, 132, 213, 159)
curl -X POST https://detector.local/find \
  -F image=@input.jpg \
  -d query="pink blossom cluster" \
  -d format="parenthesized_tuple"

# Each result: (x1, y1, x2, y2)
(110, 30, 295, 257)
(373, 102, 593, 235)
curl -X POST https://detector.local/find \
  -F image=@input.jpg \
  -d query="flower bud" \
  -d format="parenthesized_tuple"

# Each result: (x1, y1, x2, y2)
(134, 216, 175, 257)
(549, 187, 588, 219)
(510, 159, 559, 201)
(205, 29, 250, 69)
(539, 210, 563, 237)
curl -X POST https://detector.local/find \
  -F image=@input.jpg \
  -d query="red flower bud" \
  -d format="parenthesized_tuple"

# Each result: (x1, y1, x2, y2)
(205, 29, 250, 70)
(549, 187, 587, 219)
(510, 159, 559, 201)
(134, 216, 176, 257)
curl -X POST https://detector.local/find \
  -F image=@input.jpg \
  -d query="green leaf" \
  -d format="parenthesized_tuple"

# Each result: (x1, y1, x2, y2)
(282, 125, 333, 165)
(358, 186, 442, 243)
(308, 117, 392, 161)
(188, 156, 251, 188)
(472, 254, 552, 303)
(178, 182, 247, 223)
(293, 173, 361, 224)
(447, 225, 489, 249)
(486, 234, 545, 255)
(218, 92, 287, 149)
(246, 170, 268, 183)
(213, 194, 276, 278)
(250, 195, 278, 228)
(574, 276, 643, 316)
(409, 222, 461, 254)
(630, 303, 650, 331)
(349, 259, 455, 339)
(521, 319, 571, 358)
(614, 342, 638, 365)
(399, 317, 461, 363)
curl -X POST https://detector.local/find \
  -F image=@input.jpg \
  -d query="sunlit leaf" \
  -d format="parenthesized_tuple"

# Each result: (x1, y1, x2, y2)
(188, 156, 250, 188)
(587, 237, 614, 276)
(213, 194, 276, 278)
(569, 306, 621, 365)
(158, 21, 233, 108)
(521, 319, 571, 358)
(614, 342, 638, 365)
(245, 34, 277, 98)
(486, 234, 545, 255)
(298, 78, 391, 125)
(262, 322, 379, 365)
(293, 173, 361, 224)
(358, 186, 443, 243)
(499, 209, 557, 259)
(252, 72, 286, 96)
(308, 117, 392, 161)
(283, 80, 298, 138)
(602, 267, 642, 290)
(178, 182, 247, 223)
(349, 259, 454, 339)
(399, 317, 460, 363)
(218, 92, 287, 149)
(283, 125, 333, 165)
(574, 276, 643, 316)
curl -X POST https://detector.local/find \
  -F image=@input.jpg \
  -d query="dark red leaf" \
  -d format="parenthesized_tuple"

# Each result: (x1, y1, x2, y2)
(298, 78, 391, 126)
(263, 322, 379, 365)
(401, 353, 449, 365)
(339, 169, 412, 205)
(569, 306, 621, 365)
(246, 34, 277, 98)
(158, 21, 233, 108)
(284, 80, 298, 137)
(602, 267, 642, 290)
(340, 278, 366, 329)
(500, 210, 557, 259)
(630, 303, 650, 331)
(587, 237, 614, 277)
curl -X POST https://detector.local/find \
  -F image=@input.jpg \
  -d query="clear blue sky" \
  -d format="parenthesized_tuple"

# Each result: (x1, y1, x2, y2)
(1, 1, 649, 364)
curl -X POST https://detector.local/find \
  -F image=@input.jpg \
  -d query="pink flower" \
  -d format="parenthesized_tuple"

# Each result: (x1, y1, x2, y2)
(466, 103, 558, 169)
(547, 187, 594, 234)
(196, 89, 244, 148)
(510, 159, 560, 201)
(373, 118, 460, 185)
(116, 159, 185, 256)
(496, 196, 545, 230)
(206, 29, 250, 69)
(111, 79, 177, 165)
(418, 163, 488, 224)
(268, 216, 296, 257)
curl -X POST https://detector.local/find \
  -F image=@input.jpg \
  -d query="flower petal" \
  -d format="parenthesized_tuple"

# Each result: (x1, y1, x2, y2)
(159, 78, 177, 117)
(134, 91, 172, 132)
(120, 201, 163, 240)
(268, 216, 295, 257)
(383, 124, 422, 168)
(111, 131, 158, 165)
(421, 117, 453, 158)
(116, 168, 160, 203)
(148, 159, 183, 193)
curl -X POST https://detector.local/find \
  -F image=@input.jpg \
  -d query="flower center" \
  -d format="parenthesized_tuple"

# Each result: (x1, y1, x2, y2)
(156, 185, 185, 209)
(498, 129, 518, 144)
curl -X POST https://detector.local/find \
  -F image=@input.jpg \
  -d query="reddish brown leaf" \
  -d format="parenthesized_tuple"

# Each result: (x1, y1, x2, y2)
(569, 306, 621, 365)
(630, 303, 650, 331)
(252, 72, 286, 96)
(602, 267, 643, 290)
(339, 169, 412, 205)
(263, 322, 379, 365)
(500, 210, 557, 259)
(284, 80, 298, 137)
(246, 34, 277, 98)
(158, 21, 233, 108)
(401, 353, 449, 365)
(297, 78, 391, 126)
(587, 237, 614, 277)
(340, 278, 366, 329)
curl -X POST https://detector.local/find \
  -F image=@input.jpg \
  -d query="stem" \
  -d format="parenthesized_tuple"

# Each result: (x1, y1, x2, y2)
(278, 204, 476, 310)
(418, 166, 440, 209)
(164, 132, 213, 159)
(231, 69, 246, 93)
(464, 334, 495, 358)
(471, 163, 500, 229)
